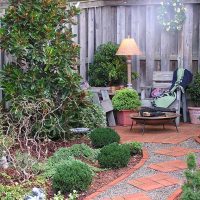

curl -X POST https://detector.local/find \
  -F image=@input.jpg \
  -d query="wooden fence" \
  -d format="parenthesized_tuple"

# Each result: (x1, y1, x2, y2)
(1, 0, 200, 89)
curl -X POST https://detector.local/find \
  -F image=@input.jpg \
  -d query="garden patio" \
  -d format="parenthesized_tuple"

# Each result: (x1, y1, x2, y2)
(0, 0, 200, 200)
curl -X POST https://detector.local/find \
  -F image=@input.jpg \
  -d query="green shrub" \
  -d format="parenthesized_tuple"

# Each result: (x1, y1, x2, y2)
(181, 153, 200, 200)
(45, 144, 99, 177)
(89, 128, 120, 148)
(126, 142, 142, 155)
(89, 42, 127, 86)
(0, 0, 89, 140)
(75, 104, 107, 129)
(187, 73, 200, 107)
(97, 143, 130, 169)
(112, 88, 141, 111)
(52, 159, 93, 193)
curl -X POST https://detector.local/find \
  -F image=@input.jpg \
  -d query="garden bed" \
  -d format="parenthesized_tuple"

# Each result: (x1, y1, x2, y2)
(0, 135, 143, 200)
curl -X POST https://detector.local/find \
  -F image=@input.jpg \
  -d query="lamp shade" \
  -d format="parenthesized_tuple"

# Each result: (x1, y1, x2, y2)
(116, 37, 142, 56)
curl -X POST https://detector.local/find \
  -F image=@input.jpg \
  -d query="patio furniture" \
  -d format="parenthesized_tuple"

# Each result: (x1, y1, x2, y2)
(130, 112, 179, 134)
(140, 71, 187, 126)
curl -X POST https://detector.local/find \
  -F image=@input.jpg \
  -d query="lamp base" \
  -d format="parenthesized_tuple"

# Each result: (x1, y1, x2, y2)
(127, 83, 133, 88)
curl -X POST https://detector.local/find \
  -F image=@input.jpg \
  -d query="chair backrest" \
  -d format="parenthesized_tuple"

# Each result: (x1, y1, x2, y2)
(153, 71, 173, 89)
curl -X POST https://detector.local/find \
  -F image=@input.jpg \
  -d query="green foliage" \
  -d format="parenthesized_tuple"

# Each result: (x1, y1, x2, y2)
(52, 159, 93, 193)
(126, 142, 142, 156)
(74, 103, 107, 129)
(45, 144, 99, 177)
(52, 190, 79, 200)
(0, 184, 28, 200)
(112, 88, 141, 111)
(89, 42, 127, 86)
(98, 143, 130, 169)
(89, 128, 120, 148)
(0, 0, 89, 140)
(188, 73, 200, 107)
(181, 153, 200, 200)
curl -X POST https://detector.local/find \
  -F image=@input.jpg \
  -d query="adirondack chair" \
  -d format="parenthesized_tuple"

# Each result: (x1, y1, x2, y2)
(91, 87, 116, 127)
(140, 71, 187, 126)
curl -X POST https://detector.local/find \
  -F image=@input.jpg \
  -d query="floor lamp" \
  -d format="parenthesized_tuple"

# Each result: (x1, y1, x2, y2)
(116, 37, 142, 88)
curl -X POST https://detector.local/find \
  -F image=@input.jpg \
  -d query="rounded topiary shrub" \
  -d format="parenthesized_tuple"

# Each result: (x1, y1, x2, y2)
(97, 143, 130, 169)
(112, 88, 141, 111)
(89, 42, 127, 87)
(89, 128, 120, 148)
(52, 159, 92, 193)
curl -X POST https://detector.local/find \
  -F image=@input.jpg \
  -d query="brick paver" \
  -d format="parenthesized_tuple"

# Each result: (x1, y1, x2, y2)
(103, 193, 151, 200)
(155, 146, 200, 157)
(128, 173, 181, 191)
(148, 160, 187, 172)
(114, 123, 200, 144)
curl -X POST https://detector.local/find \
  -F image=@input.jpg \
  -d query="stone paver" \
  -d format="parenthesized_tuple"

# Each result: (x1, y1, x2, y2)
(103, 193, 151, 200)
(155, 146, 200, 157)
(128, 173, 181, 191)
(148, 160, 187, 172)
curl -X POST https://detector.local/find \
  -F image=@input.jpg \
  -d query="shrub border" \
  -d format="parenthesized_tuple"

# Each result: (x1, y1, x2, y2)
(167, 188, 182, 200)
(84, 148, 148, 200)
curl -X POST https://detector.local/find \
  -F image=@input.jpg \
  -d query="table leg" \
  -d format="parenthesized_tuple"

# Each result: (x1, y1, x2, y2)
(174, 120, 179, 133)
(163, 124, 165, 129)
(142, 120, 146, 135)
(130, 120, 134, 131)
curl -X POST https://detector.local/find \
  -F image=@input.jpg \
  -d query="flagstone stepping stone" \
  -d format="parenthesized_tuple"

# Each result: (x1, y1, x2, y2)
(154, 146, 200, 157)
(128, 173, 181, 191)
(103, 192, 151, 200)
(148, 160, 187, 172)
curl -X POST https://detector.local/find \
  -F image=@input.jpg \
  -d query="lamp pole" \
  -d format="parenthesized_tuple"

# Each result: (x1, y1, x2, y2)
(127, 55, 132, 88)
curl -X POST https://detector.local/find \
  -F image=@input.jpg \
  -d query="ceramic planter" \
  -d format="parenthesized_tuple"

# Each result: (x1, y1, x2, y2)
(188, 107, 200, 124)
(116, 110, 138, 126)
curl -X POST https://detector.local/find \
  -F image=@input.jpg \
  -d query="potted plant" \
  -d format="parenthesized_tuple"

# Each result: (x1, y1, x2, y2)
(112, 88, 141, 126)
(187, 73, 200, 124)
(89, 42, 127, 91)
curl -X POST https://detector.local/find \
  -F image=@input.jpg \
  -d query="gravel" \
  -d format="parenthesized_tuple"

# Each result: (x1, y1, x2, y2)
(94, 138, 200, 200)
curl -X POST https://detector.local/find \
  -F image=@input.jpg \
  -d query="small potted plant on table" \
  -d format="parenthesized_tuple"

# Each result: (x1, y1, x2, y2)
(112, 88, 141, 126)
(187, 73, 200, 124)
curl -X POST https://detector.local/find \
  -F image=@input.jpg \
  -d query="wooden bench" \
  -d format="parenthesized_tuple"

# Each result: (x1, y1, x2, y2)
(140, 71, 187, 126)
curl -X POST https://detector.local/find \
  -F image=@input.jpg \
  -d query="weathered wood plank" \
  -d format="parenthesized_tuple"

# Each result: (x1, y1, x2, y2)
(79, 9, 87, 80)
(117, 6, 125, 44)
(145, 5, 155, 85)
(183, 4, 193, 71)
(88, 8, 95, 64)
(95, 7, 102, 49)
(161, 31, 170, 71)
(198, 5, 200, 72)
(71, 15, 78, 44)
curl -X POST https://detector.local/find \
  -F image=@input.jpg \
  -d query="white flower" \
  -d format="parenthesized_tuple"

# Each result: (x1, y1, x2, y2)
(173, 3, 176, 6)
(160, 2, 164, 5)
(166, 27, 170, 31)
(177, 8, 181, 13)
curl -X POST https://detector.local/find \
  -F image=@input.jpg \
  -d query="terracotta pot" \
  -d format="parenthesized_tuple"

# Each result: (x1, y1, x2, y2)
(116, 110, 138, 126)
(188, 107, 200, 124)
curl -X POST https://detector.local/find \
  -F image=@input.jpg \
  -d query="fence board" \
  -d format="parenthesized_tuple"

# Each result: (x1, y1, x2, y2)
(95, 7, 102, 49)
(117, 6, 125, 44)
(145, 5, 155, 85)
(183, 5, 193, 70)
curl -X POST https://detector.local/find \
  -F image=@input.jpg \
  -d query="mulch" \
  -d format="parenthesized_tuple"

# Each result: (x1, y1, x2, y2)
(0, 135, 142, 199)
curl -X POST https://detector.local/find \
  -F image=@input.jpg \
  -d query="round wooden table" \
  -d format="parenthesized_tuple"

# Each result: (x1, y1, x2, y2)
(130, 112, 180, 134)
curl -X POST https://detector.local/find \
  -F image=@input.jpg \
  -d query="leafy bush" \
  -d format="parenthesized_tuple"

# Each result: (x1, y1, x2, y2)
(126, 142, 142, 155)
(188, 73, 200, 107)
(97, 143, 130, 169)
(181, 153, 200, 200)
(112, 88, 141, 111)
(0, 0, 89, 140)
(52, 159, 93, 193)
(45, 144, 100, 177)
(89, 128, 120, 148)
(75, 104, 107, 129)
(89, 42, 127, 86)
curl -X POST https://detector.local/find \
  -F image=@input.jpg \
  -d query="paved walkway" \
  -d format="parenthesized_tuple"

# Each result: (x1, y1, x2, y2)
(93, 123, 200, 200)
